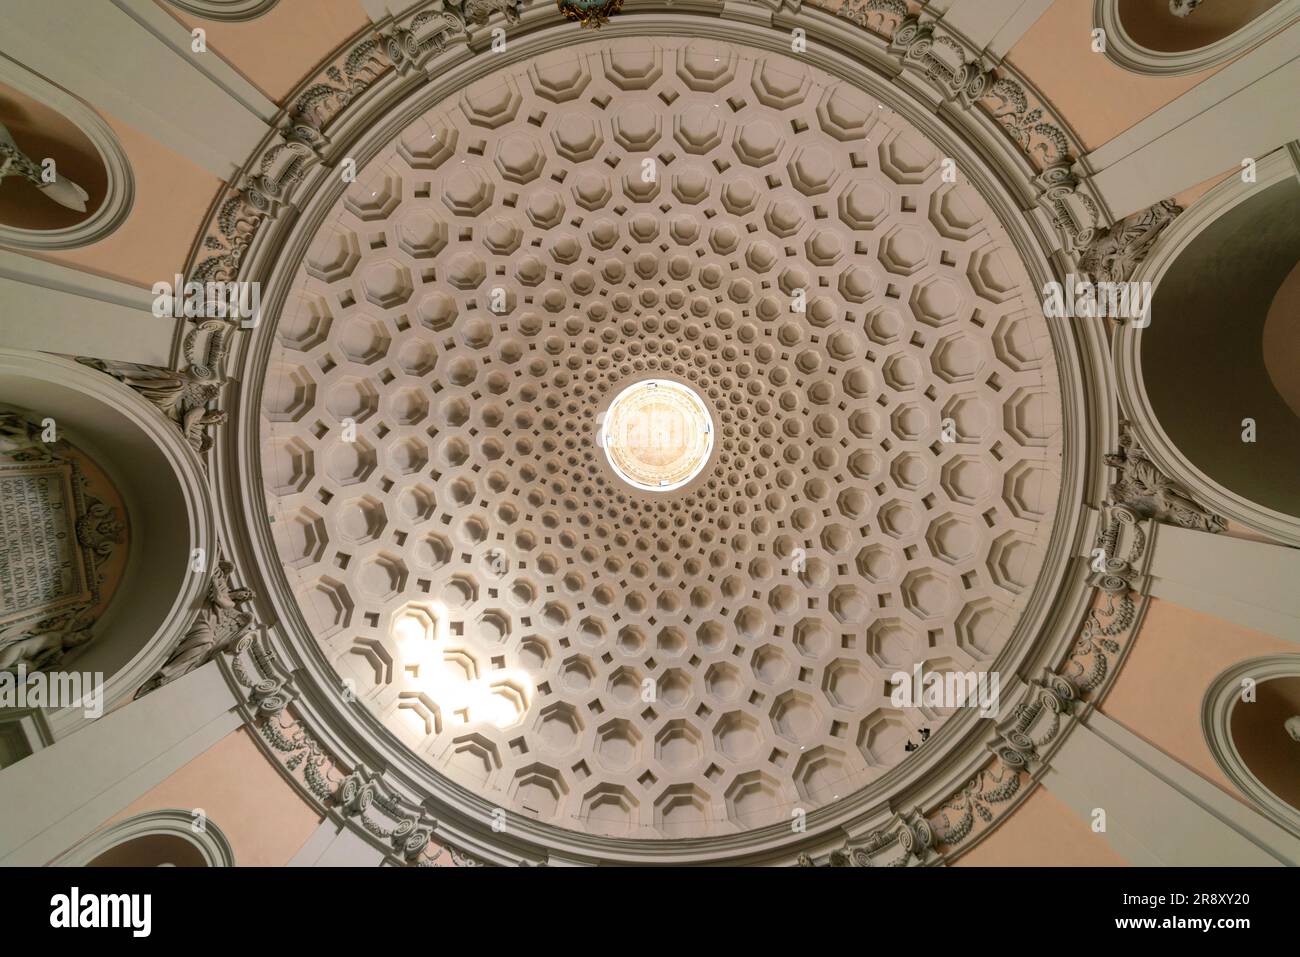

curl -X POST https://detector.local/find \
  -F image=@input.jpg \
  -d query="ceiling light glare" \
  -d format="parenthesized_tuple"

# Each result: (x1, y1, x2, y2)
(600, 378, 714, 492)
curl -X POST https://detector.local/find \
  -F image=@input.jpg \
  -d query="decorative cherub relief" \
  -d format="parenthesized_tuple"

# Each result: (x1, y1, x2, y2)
(0, 608, 96, 672)
(1286, 715, 1300, 743)
(0, 408, 54, 462)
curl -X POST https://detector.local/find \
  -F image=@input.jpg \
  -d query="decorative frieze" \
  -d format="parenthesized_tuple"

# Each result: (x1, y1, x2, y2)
(385, 10, 465, 75)
(836, 0, 910, 37)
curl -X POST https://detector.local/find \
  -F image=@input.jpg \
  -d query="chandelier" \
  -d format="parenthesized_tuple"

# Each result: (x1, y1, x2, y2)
(557, 0, 624, 28)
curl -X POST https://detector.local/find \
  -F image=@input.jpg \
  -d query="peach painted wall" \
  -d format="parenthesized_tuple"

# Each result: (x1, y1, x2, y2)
(1101, 597, 1296, 799)
(157, 0, 371, 106)
(1171, 164, 1237, 210)
(954, 786, 1128, 866)
(1006, 0, 1220, 151)
(103, 727, 322, 867)
(16, 110, 222, 288)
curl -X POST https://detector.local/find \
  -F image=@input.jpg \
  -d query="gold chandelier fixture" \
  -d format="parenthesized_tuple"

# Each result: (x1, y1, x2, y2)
(556, 0, 624, 29)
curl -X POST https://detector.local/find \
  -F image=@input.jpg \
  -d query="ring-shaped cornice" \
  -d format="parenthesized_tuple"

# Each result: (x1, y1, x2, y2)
(1202, 654, 1300, 837)
(0, 56, 135, 251)
(1092, 0, 1300, 77)
(205, 2, 1110, 865)
(166, 0, 281, 22)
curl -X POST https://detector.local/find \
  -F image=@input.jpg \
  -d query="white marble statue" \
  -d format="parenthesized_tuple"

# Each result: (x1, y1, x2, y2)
(0, 120, 90, 213)
(1286, 715, 1300, 744)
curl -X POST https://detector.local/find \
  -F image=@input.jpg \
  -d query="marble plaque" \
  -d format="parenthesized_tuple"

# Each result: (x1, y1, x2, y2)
(0, 463, 91, 625)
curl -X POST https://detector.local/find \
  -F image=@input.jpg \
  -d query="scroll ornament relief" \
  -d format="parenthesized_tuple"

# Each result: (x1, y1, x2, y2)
(802, 504, 1151, 865)
(0, 408, 125, 674)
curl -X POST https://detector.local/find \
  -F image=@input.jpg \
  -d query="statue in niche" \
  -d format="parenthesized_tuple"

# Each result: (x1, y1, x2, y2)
(1105, 422, 1226, 533)
(1169, 0, 1205, 17)
(0, 120, 90, 213)
(0, 409, 54, 462)
(135, 560, 255, 697)
(1286, 715, 1300, 743)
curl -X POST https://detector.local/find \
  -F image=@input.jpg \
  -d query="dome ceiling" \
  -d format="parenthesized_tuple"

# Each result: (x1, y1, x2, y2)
(260, 38, 1063, 840)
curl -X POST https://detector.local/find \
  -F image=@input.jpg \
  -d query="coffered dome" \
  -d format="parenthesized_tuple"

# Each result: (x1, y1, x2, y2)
(259, 36, 1063, 842)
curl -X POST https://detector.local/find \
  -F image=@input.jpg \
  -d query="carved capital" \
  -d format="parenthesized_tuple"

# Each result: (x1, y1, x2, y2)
(385, 9, 467, 75)
(801, 808, 936, 867)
